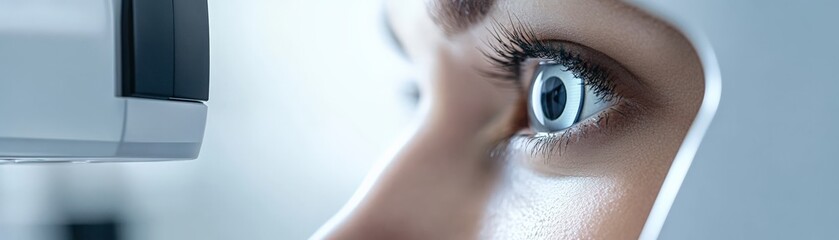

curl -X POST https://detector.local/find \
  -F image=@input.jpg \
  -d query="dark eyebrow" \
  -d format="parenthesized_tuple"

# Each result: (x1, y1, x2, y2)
(384, 0, 496, 58)
(427, 0, 497, 35)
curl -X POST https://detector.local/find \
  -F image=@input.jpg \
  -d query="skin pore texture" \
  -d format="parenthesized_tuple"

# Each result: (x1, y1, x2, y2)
(318, 0, 704, 239)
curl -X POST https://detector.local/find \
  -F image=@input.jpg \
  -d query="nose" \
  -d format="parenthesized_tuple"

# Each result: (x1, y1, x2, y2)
(314, 47, 522, 239)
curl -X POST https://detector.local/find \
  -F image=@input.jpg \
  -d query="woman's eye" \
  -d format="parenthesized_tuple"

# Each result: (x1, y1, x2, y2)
(528, 62, 610, 133)
(479, 21, 630, 136)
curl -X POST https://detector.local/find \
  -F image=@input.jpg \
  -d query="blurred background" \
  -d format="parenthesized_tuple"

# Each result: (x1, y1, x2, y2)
(0, 0, 413, 239)
(644, 1, 839, 239)
(2, 0, 839, 240)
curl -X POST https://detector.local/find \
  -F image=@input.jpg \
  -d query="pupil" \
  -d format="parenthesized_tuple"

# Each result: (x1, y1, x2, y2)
(540, 76, 566, 120)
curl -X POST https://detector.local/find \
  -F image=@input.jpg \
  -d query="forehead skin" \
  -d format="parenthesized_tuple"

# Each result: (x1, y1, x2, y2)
(427, 0, 496, 35)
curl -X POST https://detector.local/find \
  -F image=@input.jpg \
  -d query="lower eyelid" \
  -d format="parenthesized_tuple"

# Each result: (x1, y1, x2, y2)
(511, 96, 648, 159)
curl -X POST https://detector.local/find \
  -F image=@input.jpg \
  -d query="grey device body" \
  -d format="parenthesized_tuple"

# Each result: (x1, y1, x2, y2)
(0, 0, 210, 163)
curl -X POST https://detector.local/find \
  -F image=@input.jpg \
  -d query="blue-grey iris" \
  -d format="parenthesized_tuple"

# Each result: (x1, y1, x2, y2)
(529, 63, 587, 132)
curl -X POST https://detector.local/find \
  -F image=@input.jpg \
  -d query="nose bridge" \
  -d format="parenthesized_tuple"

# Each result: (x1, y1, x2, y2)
(360, 45, 524, 232)
(318, 47, 523, 239)
(396, 46, 504, 178)
(423, 45, 512, 134)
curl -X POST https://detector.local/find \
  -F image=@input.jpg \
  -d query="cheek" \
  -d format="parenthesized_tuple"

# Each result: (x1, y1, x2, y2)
(480, 164, 621, 239)
(480, 161, 661, 239)
(482, 111, 691, 239)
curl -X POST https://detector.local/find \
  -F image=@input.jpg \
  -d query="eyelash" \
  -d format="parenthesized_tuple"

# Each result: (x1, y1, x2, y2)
(481, 20, 617, 102)
(480, 20, 633, 156)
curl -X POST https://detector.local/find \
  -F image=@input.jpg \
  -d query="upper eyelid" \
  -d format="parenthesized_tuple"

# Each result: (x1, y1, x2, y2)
(480, 20, 620, 98)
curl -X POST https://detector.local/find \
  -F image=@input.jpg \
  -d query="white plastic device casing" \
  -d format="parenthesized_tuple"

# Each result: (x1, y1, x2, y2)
(0, 0, 208, 163)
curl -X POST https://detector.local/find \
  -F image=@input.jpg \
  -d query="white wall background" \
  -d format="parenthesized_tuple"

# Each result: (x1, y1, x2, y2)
(0, 0, 412, 239)
(637, 1, 839, 239)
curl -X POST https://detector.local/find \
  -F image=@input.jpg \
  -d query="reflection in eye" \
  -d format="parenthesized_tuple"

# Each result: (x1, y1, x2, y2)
(529, 63, 610, 133)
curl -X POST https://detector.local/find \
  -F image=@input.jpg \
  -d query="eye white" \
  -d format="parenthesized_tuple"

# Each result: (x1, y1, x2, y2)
(528, 63, 610, 133)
